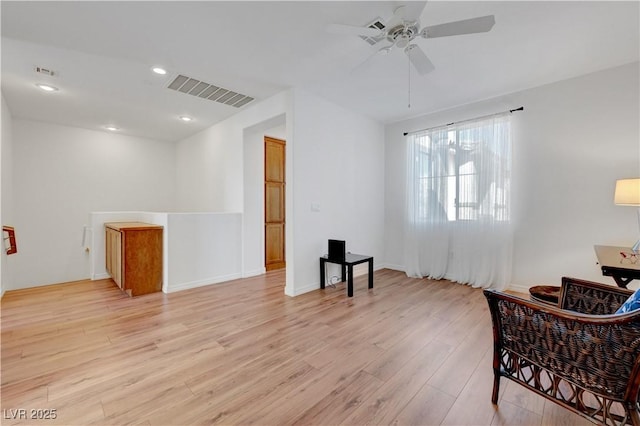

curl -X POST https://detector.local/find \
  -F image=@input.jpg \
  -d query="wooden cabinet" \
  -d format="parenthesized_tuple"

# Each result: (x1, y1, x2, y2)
(105, 222, 163, 297)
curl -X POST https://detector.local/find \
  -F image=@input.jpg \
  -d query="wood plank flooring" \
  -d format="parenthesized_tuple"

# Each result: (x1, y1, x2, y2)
(1, 269, 591, 425)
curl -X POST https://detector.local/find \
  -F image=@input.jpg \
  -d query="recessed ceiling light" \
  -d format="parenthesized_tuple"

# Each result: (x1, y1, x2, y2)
(152, 67, 167, 75)
(36, 83, 58, 92)
(179, 116, 193, 122)
(105, 125, 119, 131)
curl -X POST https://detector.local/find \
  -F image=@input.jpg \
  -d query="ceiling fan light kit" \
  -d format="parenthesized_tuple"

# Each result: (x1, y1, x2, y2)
(387, 22, 419, 48)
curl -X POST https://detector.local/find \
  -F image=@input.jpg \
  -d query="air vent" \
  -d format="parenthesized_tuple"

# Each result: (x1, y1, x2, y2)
(34, 66, 56, 77)
(167, 74, 254, 108)
(360, 19, 386, 46)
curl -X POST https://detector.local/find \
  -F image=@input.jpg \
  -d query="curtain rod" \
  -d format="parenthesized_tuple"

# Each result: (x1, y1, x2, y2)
(403, 106, 524, 136)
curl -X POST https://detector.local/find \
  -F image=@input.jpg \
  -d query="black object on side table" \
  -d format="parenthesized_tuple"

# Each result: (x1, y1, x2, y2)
(320, 253, 374, 297)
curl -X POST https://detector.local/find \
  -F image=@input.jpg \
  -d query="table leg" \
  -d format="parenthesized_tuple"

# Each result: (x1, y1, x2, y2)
(612, 275, 633, 288)
(348, 265, 354, 297)
(320, 258, 326, 289)
(368, 259, 373, 289)
(341, 264, 346, 283)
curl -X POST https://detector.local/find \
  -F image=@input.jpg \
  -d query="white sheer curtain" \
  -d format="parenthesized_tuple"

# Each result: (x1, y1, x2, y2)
(404, 114, 513, 290)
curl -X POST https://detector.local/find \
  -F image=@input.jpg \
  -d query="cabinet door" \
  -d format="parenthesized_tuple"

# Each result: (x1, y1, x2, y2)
(106, 228, 123, 288)
(106, 228, 113, 277)
(122, 229, 162, 296)
(113, 231, 122, 288)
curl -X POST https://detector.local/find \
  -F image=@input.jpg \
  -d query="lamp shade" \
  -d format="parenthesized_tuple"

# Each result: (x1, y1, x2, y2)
(614, 178, 640, 206)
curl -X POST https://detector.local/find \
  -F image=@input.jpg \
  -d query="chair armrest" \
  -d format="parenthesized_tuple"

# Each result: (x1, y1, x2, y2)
(483, 289, 640, 401)
(559, 276, 633, 315)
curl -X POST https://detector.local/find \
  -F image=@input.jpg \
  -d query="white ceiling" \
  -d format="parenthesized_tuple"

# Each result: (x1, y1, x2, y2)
(2, 1, 638, 142)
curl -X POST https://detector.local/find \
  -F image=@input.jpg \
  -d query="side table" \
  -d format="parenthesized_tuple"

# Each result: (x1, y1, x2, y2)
(320, 253, 373, 297)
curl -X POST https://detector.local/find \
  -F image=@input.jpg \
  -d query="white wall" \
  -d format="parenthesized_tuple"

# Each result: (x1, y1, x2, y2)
(176, 92, 291, 213)
(175, 90, 296, 292)
(1, 94, 15, 296)
(167, 212, 242, 292)
(384, 62, 640, 290)
(11, 120, 176, 289)
(290, 89, 385, 295)
(175, 89, 385, 296)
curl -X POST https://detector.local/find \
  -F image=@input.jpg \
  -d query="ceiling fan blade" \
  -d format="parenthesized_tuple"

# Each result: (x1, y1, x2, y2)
(326, 23, 383, 37)
(421, 15, 495, 39)
(405, 44, 435, 75)
(385, 2, 426, 30)
(351, 44, 395, 74)
(394, 1, 427, 22)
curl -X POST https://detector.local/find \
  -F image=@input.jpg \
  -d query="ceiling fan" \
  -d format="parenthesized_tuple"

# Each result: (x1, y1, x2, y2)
(327, 3, 495, 75)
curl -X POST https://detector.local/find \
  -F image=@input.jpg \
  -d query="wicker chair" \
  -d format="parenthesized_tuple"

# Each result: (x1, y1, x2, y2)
(484, 277, 640, 425)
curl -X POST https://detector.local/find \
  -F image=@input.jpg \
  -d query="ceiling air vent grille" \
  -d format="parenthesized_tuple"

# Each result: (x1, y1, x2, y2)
(167, 74, 254, 108)
(34, 66, 56, 76)
(360, 19, 386, 46)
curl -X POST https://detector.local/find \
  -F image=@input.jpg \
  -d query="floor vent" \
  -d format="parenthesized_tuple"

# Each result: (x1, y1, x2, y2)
(167, 74, 254, 108)
(360, 19, 386, 46)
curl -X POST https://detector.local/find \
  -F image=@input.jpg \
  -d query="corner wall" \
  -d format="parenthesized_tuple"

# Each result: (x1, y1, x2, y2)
(384, 62, 640, 289)
(291, 89, 385, 295)
(11, 120, 177, 289)
(175, 90, 296, 292)
(175, 89, 386, 296)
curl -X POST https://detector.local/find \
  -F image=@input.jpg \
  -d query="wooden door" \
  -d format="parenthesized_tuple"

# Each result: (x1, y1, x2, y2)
(265, 137, 286, 271)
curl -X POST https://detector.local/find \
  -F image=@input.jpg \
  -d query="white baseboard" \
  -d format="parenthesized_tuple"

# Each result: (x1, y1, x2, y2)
(379, 263, 405, 272)
(166, 273, 243, 293)
(92, 272, 110, 280)
(242, 268, 265, 278)
(289, 282, 319, 297)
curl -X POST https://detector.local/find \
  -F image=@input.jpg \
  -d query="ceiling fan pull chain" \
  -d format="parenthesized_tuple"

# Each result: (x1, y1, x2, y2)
(408, 51, 411, 109)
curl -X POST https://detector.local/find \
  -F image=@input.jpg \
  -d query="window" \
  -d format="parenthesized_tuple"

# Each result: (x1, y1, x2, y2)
(410, 115, 511, 223)
(404, 113, 513, 289)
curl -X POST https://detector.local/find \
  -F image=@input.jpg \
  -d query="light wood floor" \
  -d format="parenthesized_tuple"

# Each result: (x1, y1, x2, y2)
(1, 269, 591, 425)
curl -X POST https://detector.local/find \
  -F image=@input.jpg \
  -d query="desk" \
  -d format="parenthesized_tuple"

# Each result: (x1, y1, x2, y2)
(320, 253, 373, 297)
(594, 245, 640, 288)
